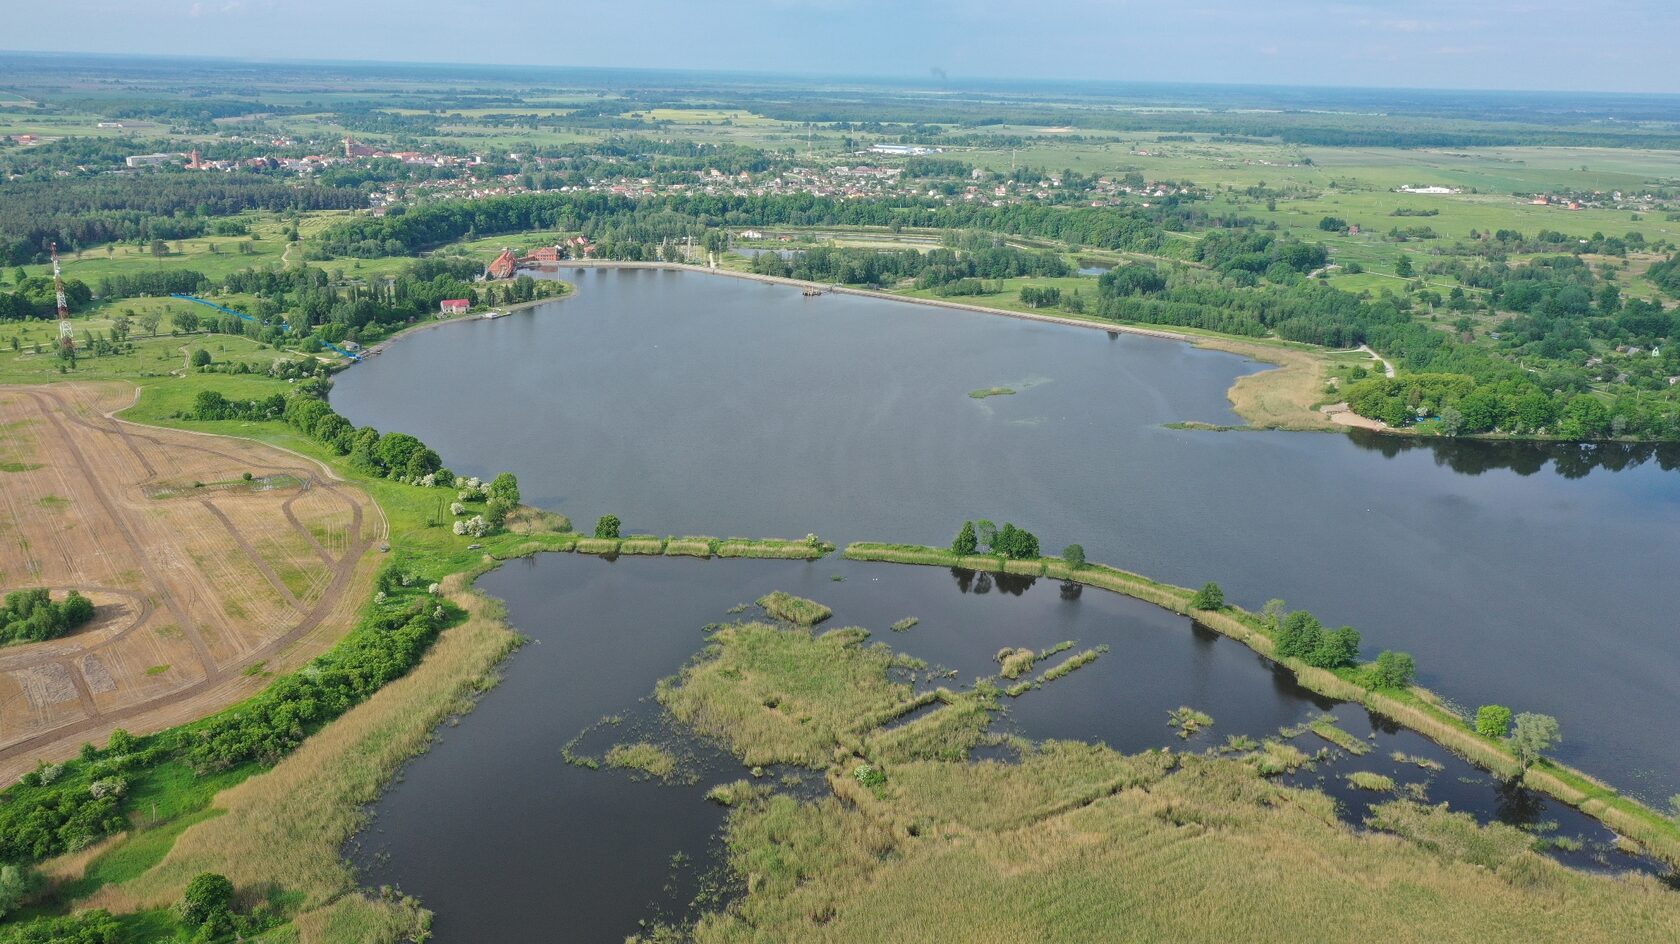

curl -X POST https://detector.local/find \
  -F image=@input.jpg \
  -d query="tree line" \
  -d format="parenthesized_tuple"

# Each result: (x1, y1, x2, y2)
(0, 174, 366, 265)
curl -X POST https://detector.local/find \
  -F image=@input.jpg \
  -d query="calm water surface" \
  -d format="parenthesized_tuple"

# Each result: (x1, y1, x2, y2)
(333, 267, 1680, 798)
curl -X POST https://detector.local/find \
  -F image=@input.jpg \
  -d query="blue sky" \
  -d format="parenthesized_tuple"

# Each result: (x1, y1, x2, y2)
(7, 0, 1677, 93)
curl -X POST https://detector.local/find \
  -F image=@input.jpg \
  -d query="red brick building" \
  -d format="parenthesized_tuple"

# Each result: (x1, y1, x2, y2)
(487, 248, 518, 279)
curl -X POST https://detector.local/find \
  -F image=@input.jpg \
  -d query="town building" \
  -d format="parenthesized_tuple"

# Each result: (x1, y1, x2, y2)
(440, 299, 470, 315)
(487, 249, 518, 280)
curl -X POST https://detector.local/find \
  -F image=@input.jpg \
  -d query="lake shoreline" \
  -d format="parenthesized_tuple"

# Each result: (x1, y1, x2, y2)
(395, 520, 1680, 871)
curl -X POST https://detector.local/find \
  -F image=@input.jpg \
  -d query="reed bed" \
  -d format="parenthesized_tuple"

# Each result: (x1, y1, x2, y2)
(841, 542, 1680, 866)
(1310, 718, 1372, 755)
(81, 577, 519, 941)
(757, 591, 833, 625)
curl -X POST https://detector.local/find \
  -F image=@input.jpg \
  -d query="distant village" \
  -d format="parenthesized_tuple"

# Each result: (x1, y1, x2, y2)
(22, 131, 1202, 213)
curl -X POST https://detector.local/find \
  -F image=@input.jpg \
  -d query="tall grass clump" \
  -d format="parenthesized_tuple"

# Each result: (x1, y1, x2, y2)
(757, 591, 833, 626)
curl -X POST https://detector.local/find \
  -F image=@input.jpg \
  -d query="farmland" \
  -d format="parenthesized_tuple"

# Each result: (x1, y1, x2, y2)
(0, 382, 378, 782)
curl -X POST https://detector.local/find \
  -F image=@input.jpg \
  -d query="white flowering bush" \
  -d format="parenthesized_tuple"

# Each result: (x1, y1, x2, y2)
(452, 519, 468, 535)
(89, 776, 128, 799)
(428, 583, 441, 595)
(451, 502, 466, 516)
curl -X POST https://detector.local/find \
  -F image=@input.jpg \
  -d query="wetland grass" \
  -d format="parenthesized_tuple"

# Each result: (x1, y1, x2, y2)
(756, 591, 832, 626)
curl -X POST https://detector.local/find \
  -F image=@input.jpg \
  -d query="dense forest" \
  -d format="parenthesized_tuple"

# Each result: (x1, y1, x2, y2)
(0, 174, 365, 265)
(314, 191, 1224, 259)
(744, 238, 1071, 289)
(1650, 255, 1680, 296)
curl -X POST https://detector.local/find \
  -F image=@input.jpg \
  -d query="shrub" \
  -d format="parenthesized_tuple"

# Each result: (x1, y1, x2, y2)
(1189, 581, 1224, 610)
(1475, 704, 1513, 740)
(594, 514, 621, 539)
(1062, 543, 1086, 568)
(1275, 610, 1322, 659)
(1310, 626, 1361, 669)
(0, 909, 121, 943)
(0, 864, 39, 920)
(105, 728, 135, 754)
(1370, 650, 1416, 689)
(488, 471, 520, 505)
(190, 348, 211, 367)
(853, 763, 886, 789)
(177, 871, 235, 932)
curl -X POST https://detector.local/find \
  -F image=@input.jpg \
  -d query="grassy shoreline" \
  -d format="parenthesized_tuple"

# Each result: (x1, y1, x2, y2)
(840, 540, 1680, 869)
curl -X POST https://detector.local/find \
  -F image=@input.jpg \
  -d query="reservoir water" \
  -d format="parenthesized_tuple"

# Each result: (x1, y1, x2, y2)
(333, 267, 1680, 800)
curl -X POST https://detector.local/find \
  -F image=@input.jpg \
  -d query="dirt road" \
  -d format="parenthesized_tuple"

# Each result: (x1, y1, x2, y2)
(0, 383, 379, 782)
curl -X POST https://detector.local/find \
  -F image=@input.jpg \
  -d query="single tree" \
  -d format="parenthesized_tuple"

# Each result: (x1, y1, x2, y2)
(1510, 712, 1560, 769)
(190, 348, 211, 368)
(974, 519, 997, 552)
(1394, 255, 1415, 278)
(1475, 704, 1513, 740)
(1062, 543, 1085, 569)
(952, 521, 977, 555)
(1190, 582, 1224, 610)
(594, 514, 621, 539)
(488, 471, 520, 506)
(1276, 610, 1323, 660)
(0, 865, 37, 920)
(177, 872, 235, 930)
(1438, 405, 1465, 437)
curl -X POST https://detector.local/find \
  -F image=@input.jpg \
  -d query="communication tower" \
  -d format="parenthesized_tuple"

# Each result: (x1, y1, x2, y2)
(51, 243, 74, 354)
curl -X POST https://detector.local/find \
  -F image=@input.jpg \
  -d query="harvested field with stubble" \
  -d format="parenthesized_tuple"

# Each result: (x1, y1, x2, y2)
(0, 382, 380, 782)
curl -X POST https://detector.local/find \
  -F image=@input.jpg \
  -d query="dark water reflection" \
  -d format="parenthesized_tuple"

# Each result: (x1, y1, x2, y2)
(1345, 429, 1680, 478)
(352, 555, 1673, 942)
(332, 267, 1680, 800)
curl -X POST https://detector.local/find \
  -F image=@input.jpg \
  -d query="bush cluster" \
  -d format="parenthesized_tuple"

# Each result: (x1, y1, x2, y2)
(950, 519, 1039, 559)
(0, 588, 96, 645)
(1273, 609, 1361, 670)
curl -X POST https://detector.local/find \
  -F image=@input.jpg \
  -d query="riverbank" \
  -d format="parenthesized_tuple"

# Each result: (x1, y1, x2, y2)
(839, 541, 1680, 869)
(353, 283, 572, 360)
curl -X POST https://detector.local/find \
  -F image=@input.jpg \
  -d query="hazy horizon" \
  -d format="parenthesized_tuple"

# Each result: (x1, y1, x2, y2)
(4, 1, 1677, 95)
